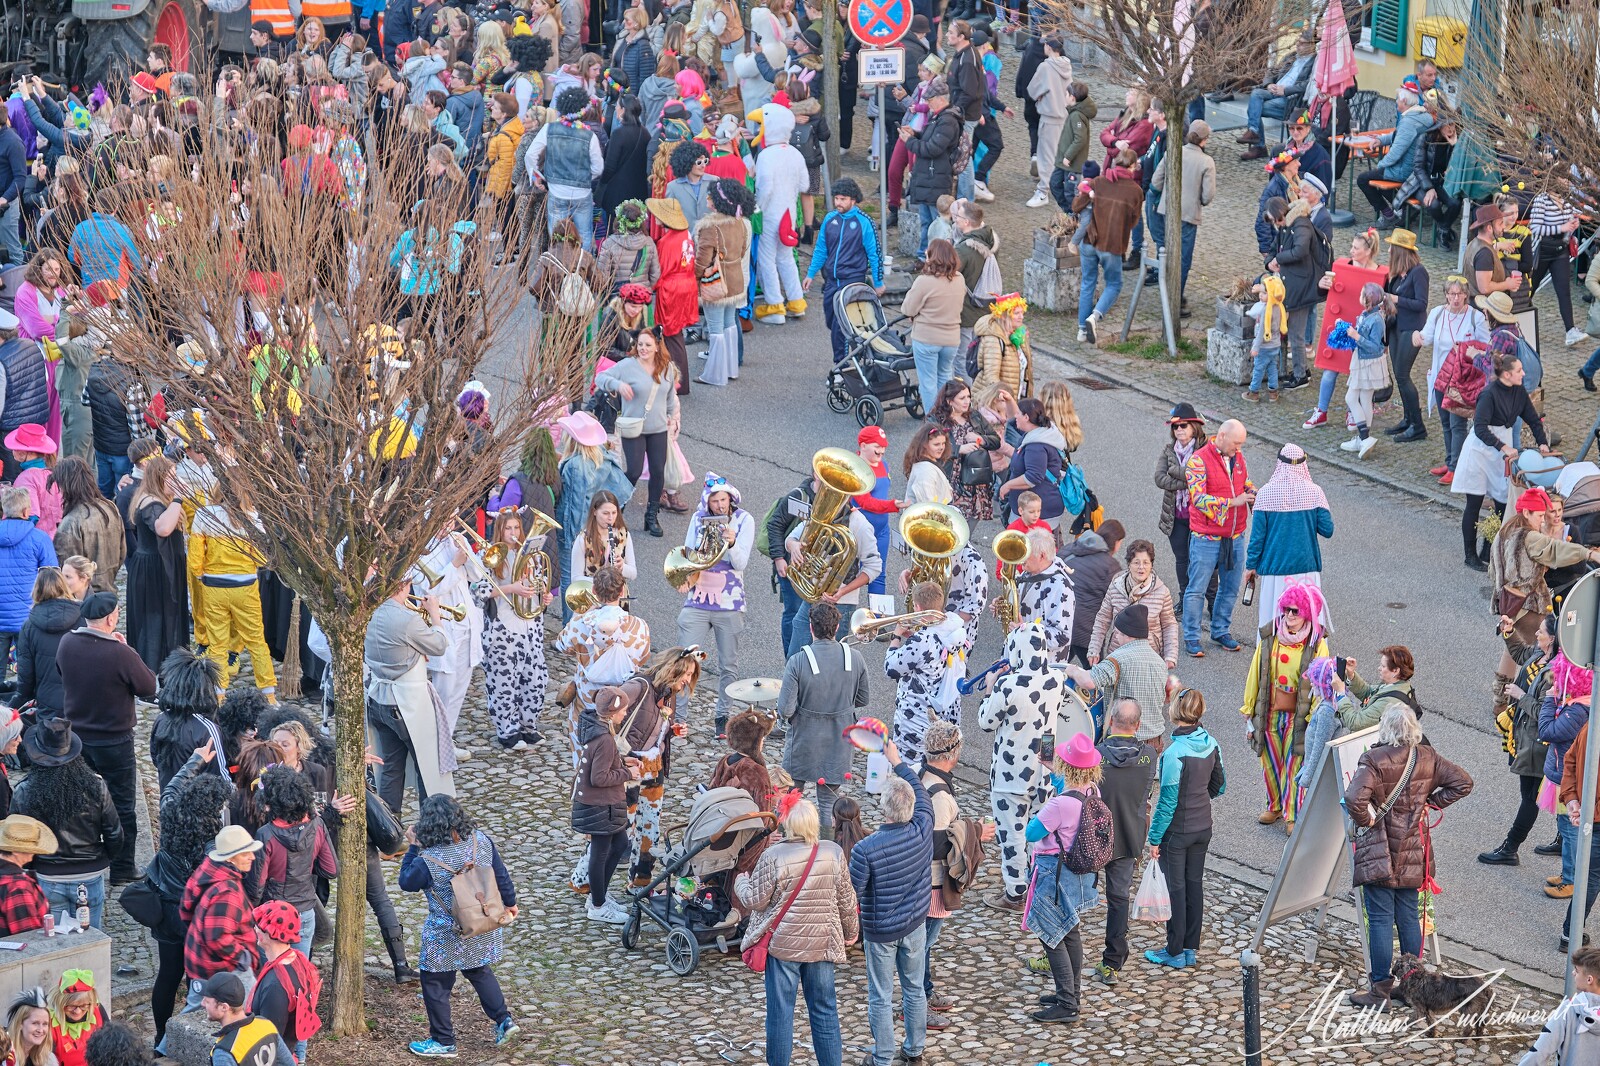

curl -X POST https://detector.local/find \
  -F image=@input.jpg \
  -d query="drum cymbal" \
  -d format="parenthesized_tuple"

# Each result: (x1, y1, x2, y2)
(726, 677, 782, 705)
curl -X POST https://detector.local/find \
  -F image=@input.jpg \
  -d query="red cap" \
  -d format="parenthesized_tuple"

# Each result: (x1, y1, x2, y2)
(857, 426, 888, 447)
(1516, 487, 1552, 513)
(131, 71, 160, 95)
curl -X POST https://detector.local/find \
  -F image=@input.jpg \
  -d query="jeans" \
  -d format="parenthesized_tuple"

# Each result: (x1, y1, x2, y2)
(295, 906, 316, 962)
(911, 341, 957, 415)
(777, 573, 802, 660)
(1356, 168, 1395, 215)
(1582, 345, 1600, 380)
(0, 199, 21, 266)
(1182, 535, 1243, 646)
(1562, 813, 1579, 886)
(676, 605, 744, 726)
(1246, 88, 1288, 139)
(1049, 167, 1074, 214)
(79, 738, 139, 879)
(1168, 515, 1214, 613)
(787, 600, 814, 659)
(95, 450, 132, 499)
(1361, 884, 1421, 986)
(1179, 221, 1198, 298)
(38, 874, 106, 930)
(1566, 821, 1600, 938)
(1185, 96, 1205, 127)
(916, 202, 937, 257)
(1145, 186, 1164, 253)
(1436, 391, 1468, 470)
(956, 121, 979, 201)
(547, 193, 595, 250)
(1041, 923, 1083, 1011)
(765, 957, 841, 1066)
(1158, 827, 1211, 956)
(922, 915, 945, 997)
(1077, 246, 1124, 328)
(704, 300, 737, 334)
(864, 926, 927, 1066)
(419, 965, 510, 1046)
(1317, 369, 1339, 413)
(1101, 854, 1136, 970)
(1249, 346, 1281, 392)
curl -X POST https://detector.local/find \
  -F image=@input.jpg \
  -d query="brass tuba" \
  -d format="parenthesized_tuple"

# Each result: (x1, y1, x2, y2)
(899, 502, 970, 612)
(506, 509, 560, 620)
(789, 448, 876, 603)
(991, 528, 1031, 632)
(564, 578, 597, 614)
(664, 516, 730, 591)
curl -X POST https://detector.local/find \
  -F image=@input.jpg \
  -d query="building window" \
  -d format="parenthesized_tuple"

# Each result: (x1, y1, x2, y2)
(1365, 0, 1409, 55)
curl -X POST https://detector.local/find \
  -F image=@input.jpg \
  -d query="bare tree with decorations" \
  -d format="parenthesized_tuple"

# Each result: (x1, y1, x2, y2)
(1034, 0, 1309, 346)
(81, 91, 596, 1035)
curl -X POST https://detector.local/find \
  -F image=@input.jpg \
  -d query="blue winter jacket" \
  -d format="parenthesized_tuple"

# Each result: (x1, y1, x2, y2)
(0, 518, 56, 631)
(849, 762, 934, 943)
(1255, 173, 1293, 255)
(1148, 725, 1225, 845)
(390, 219, 477, 296)
(1540, 696, 1590, 783)
(807, 206, 882, 288)
(1376, 106, 1436, 181)
(1245, 506, 1333, 575)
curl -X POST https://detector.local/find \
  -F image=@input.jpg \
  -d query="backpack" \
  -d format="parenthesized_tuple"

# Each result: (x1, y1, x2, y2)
(543, 252, 598, 318)
(1059, 789, 1114, 874)
(444, 835, 513, 937)
(965, 240, 1002, 309)
(962, 333, 985, 380)
(1043, 454, 1090, 517)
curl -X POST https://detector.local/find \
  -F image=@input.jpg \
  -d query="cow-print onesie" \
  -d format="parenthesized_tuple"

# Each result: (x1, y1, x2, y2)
(978, 621, 1065, 899)
(884, 616, 965, 764)
(1017, 557, 1075, 666)
(945, 544, 989, 652)
(476, 535, 552, 743)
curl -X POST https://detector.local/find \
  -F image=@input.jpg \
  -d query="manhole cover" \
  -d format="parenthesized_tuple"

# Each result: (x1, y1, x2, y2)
(1386, 602, 1406, 609)
(1069, 375, 1120, 391)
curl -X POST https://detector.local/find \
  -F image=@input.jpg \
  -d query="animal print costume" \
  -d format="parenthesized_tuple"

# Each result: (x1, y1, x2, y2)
(1017, 557, 1075, 665)
(978, 621, 1065, 899)
(884, 614, 966, 764)
(945, 544, 989, 651)
(477, 535, 551, 743)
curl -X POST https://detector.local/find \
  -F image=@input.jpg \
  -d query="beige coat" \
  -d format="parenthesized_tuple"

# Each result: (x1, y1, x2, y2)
(1089, 571, 1179, 665)
(54, 499, 126, 594)
(1151, 141, 1216, 226)
(971, 313, 1034, 399)
(735, 839, 859, 964)
(693, 212, 752, 308)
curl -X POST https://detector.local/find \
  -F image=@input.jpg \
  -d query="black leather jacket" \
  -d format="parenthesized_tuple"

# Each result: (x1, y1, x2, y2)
(11, 768, 123, 877)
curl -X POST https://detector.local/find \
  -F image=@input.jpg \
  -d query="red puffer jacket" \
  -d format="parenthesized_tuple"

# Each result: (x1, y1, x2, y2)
(1434, 340, 1491, 416)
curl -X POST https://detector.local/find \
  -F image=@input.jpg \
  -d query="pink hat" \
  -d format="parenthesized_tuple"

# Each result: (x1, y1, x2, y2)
(556, 411, 607, 448)
(4, 424, 56, 455)
(1055, 733, 1101, 769)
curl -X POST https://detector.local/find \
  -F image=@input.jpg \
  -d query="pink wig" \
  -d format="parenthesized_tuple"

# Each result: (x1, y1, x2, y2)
(1552, 651, 1594, 702)
(675, 69, 706, 99)
(1276, 583, 1327, 646)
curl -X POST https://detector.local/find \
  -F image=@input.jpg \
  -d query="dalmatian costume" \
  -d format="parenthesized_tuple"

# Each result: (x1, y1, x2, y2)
(884, 613, 966, 764)
(978, 621, 1064, 900)
(944, 544, 989, 651)
(1017, 556, 1075, 665)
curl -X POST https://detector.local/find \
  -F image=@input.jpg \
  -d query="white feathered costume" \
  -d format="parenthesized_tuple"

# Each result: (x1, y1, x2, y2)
(752, 102, 807, 321)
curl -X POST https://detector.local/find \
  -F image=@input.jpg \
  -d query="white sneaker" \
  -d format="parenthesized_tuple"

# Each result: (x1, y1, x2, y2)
(1339, 436, 1362, 452)
(586, 900, 629, 925)
(1085, 311, 1100, 343)
(511, 738, 529, 752)
(1026, 191, 1051, 208)
(1569, 327, 1590, 347)
(973, 180, 996, 203)
(1356, 436, 1377, 459)
(453, 746, 474, 761)
(1076, 328, 1087, 342)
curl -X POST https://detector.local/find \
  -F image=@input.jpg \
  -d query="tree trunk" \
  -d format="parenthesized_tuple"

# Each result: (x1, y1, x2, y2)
(1163, 100, 1187, 354)
(327, 626, 371, 1038)
(822, 0, 841, 191)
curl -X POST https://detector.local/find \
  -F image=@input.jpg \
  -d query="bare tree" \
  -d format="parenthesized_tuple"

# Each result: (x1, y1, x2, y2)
(1034, 0, 1308, 347)
(84, 93, 590, 1034)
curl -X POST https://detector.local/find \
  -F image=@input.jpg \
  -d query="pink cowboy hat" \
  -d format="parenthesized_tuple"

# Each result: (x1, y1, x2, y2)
(4, 424, 56, 455)
(556, 411, 607, 448)
(1056, 733, 1101, 769)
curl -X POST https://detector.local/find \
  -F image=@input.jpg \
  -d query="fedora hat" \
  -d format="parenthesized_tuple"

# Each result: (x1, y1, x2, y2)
(3, 423, 55, 455)
(1470, 203, 1502, 233)
(0, 815, 57, 856)
(644, 197, 688, 231)
(1167, 401, 1205, 426)
(1475, 290, 1518, 324)
(23, 718, 79, 768)
(208, 824, 264, 863)
(1384, 228, 1418, 252)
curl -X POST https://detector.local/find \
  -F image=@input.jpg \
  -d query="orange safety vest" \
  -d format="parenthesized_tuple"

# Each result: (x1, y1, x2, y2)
(249, 0, 294, 37)
(300, 0, 352, 21)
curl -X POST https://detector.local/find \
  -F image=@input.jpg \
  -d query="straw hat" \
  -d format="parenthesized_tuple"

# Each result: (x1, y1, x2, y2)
(1475, 291, 1518, 324)
(1384, 228, 1418, 252)
(645, 197, 688, 231)
(0, 815, 57, 856)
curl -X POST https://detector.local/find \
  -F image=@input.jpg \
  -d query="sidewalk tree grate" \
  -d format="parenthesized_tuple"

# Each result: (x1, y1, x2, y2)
(1069, 375, 1121, 391)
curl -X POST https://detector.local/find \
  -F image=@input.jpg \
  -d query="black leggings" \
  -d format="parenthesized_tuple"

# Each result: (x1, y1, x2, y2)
(1531, 235, 1575, 331)
(1461, 493, 1505, 561)
(621, 431, 668, 510)
(1506, 773, 1544, 851)
(1159, 827, 1211, 957)
(588, 829, 630, 906)
(368, 844, 400, 937)
(1389, 328, 1423, 430)
(152, 935, 185, 1043)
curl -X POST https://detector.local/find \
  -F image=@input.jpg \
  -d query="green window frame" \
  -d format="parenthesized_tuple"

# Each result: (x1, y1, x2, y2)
(1369, 0, 1409, 55)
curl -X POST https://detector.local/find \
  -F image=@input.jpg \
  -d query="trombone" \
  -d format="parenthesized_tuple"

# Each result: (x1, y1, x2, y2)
(844, 608, 947, 645)
(405, 595, 467, 622)
(455, 517, 507, 571)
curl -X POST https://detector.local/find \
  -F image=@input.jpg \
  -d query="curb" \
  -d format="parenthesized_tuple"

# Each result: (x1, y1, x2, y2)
(1031, 341, 1462, 511)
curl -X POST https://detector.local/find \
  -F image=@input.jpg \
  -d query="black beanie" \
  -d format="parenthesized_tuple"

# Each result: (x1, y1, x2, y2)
(1113, 604, 1149, 640)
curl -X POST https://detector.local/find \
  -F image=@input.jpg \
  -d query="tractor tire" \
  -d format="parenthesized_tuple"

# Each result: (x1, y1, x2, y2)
(80, 0, 205, 91)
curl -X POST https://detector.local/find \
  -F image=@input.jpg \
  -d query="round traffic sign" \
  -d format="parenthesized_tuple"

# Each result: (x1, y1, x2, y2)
(846, 0, 912, 46)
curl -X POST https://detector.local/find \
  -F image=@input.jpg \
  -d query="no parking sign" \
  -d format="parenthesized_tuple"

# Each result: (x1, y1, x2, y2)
(846, 0, 912, 46)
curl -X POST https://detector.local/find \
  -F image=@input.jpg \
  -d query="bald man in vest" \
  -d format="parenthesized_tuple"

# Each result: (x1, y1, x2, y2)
(1181, 418, 1254, 658)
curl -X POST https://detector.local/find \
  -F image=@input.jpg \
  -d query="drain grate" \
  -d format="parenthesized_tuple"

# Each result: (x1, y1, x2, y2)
(1069, 375, 1121, 391)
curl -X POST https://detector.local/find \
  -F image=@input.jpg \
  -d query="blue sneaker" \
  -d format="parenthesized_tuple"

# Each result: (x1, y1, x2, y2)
(1143, 948, 1173, 966)
(1183, 949, 1197, 967)
(1212, 634, 1241, 652)
(1185, 641, 1205, 658)
(408, 1040, 458, 1058)
(495, 1019, 520, 1046)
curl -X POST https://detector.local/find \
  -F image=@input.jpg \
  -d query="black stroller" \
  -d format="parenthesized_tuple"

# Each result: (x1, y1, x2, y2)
(826, 281, 923, 427)
(620, 786, 776, 975)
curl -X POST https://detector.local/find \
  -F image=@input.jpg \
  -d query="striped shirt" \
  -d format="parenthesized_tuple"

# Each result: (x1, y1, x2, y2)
(1529, 194, 1575, 237)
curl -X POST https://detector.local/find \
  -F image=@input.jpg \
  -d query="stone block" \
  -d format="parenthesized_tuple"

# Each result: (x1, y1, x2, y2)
(1023, 257, 1079, 314)
(1214, 297, 1255, 343)
(898, 215, 923, 261)
(0, 927, 112, 1013)
(163, 1008, 220, 1066)
(1207, 327, 1254, 386)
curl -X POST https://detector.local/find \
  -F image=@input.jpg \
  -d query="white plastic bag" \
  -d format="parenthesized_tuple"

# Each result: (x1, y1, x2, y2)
(1133, 861, 1172, 923)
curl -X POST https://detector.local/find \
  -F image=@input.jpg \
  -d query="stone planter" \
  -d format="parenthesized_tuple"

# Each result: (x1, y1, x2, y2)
(1033, 228, 1076, 264)
(1214, 297, 1255, 343)
(1206, 327, 1253, 386)
(1023, 256, 1079, 314)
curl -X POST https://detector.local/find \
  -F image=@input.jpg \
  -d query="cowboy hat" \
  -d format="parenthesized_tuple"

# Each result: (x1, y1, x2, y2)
(1384, 228, 1419, 252)
(23, 718, 80, 768)
(1167, 402, 1205, 425)
(1055, 733, 1102, 769)
(645, 197, 688, 231)
(3, 423, 55, 455)
(0, 815, 57, 856)
(1475, 290, 1518, 324)
(556, 411, 607, 448)
(208, 824, 264, 862)
(1470, 203, 1502, 232)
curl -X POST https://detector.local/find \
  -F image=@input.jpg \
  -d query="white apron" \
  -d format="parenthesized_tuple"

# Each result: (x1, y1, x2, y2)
(1452, 424, 1512, 503)
(387, 659, 457, 798)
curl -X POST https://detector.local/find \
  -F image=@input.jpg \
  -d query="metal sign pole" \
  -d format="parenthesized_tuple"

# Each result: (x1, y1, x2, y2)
(1558, 569, 1600, 995)
(877, 83, 888, 269)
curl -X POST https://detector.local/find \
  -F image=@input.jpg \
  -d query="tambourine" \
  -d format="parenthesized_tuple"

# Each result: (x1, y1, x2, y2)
(843, 717, 889, 752)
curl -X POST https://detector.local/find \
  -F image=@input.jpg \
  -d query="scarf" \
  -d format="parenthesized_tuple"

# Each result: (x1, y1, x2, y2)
(1275, 615, 1311, 649)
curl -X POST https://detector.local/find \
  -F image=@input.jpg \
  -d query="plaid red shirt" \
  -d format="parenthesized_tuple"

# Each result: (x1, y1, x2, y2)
(0, 861, 48, 936)
(180, 856, 258, 980)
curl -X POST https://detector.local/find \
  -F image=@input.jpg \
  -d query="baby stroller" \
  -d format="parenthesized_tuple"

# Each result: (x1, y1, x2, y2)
(826, 282, 923, 427)
(620, 786, 776, 975)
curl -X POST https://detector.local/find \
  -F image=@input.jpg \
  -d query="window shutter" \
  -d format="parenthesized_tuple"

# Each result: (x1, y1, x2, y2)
(1369, 0, 1408, 55)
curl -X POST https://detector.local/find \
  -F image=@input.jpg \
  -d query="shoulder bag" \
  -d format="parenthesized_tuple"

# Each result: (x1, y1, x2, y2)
(614, 379, 662, 439)
(742, 844, 818, 973)
(447, 836, 513, 937)
(1348, 747, 1416, 841)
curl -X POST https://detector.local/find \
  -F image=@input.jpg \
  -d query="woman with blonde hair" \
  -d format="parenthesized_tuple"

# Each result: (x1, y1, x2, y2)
(525, 0, 563, 75)
(553, 412, 633, 619)
(1025, 734, 1103, 1023)
(1145, 687, 1225, 970)
(6, 987, 54, 1066)
(1038, 379, 1084, 454)
(473, 20, 513, 86)
(972, 294, 1034, 400)
(58, 556, 94, 600)
(13, 567, 79, 716)
(974, 380, 1020, 479)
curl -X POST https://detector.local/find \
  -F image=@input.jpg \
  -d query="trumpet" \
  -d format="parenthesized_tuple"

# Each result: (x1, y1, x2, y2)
(455, 517, 507, 571)
(405, 595, 467, 622)
(845, 607, 947, 645)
